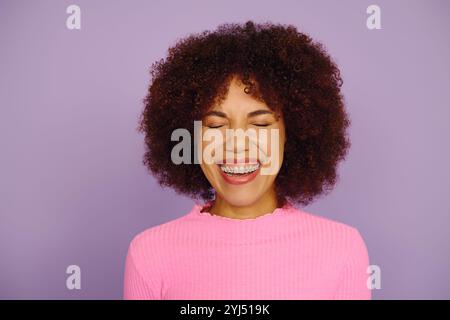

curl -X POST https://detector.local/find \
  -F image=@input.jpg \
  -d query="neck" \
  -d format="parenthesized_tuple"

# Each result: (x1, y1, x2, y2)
(207, 188, 280, 219)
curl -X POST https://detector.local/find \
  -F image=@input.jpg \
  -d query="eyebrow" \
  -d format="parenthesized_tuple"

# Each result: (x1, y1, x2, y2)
(203, 109, 275, 118)
(247, 109, 274, 118)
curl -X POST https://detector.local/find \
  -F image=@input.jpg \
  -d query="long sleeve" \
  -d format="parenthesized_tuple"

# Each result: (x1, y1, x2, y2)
(123, 240, 158, 300)
(122, 203, 372, 299)
(333, 228, 372, 300)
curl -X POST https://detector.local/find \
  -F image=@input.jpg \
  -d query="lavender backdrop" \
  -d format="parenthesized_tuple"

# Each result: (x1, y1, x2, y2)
(1, 0, 449, 299)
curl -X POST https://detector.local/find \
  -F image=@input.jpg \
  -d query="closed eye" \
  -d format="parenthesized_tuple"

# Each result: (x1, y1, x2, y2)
(252, 123, 271, 127)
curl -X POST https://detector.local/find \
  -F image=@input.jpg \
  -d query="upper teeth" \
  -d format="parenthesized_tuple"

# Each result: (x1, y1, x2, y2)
(220, 163, 260, 174)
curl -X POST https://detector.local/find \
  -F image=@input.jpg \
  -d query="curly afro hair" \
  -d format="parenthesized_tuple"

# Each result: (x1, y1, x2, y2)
(138, 20, 351, 206)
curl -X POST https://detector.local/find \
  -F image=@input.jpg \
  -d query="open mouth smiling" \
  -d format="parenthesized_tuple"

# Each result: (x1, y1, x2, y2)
(216, 158, 261, 185)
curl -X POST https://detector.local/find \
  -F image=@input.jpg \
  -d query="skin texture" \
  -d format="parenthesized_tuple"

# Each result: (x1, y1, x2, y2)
(138, 20, 351, 213)
(199, 75, 286, 219)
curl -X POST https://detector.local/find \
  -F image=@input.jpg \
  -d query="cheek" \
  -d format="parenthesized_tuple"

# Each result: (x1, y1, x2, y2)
(273, 124, 286, 158)
(199, 163, 218, 187)
(259, 128, 284, 158)
(198, 135, 218, 179)
(200, 130, 225, 164)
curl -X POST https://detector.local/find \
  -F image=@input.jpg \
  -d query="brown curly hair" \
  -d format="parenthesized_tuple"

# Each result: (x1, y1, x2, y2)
(138, 20, 351, 206)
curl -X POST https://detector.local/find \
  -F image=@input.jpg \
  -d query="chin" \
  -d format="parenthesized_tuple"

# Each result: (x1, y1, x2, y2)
(219, 191, 262, 207)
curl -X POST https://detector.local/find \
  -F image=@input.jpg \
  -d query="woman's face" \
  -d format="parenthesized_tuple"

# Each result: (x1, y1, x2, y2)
(199, 76, 286, 207)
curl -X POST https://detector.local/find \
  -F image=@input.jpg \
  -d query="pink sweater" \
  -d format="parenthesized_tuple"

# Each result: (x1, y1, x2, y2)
(123, 201, 371, 300)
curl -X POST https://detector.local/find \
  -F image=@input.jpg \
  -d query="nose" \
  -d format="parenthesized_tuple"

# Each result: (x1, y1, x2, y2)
(222, 125, 262, 164)
(224, 126, 251, 154)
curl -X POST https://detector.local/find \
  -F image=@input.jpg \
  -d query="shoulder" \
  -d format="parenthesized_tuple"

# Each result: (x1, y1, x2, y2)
(123, 214, 191, 300)
(127, 213, 189, 256)
(290, 206, 368, 252)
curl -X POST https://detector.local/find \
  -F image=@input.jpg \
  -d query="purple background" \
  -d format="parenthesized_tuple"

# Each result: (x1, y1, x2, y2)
(1, 0, 449, 299)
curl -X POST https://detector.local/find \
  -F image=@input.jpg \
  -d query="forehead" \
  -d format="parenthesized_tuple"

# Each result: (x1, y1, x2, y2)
(209, 76, 271, 113)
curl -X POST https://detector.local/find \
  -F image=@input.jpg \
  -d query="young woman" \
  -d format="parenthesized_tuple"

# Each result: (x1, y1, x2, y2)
(123, 21, 371, 300)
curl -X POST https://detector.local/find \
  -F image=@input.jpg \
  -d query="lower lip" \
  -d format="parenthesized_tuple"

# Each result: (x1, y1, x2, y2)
(218, 165, 260, 185)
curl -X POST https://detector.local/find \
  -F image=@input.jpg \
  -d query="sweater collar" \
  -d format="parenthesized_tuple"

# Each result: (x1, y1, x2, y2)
(190, 200, 294, 223)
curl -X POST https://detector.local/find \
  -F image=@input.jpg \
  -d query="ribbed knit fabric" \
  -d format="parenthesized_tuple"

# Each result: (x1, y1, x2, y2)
(123, 201, 371, 300)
